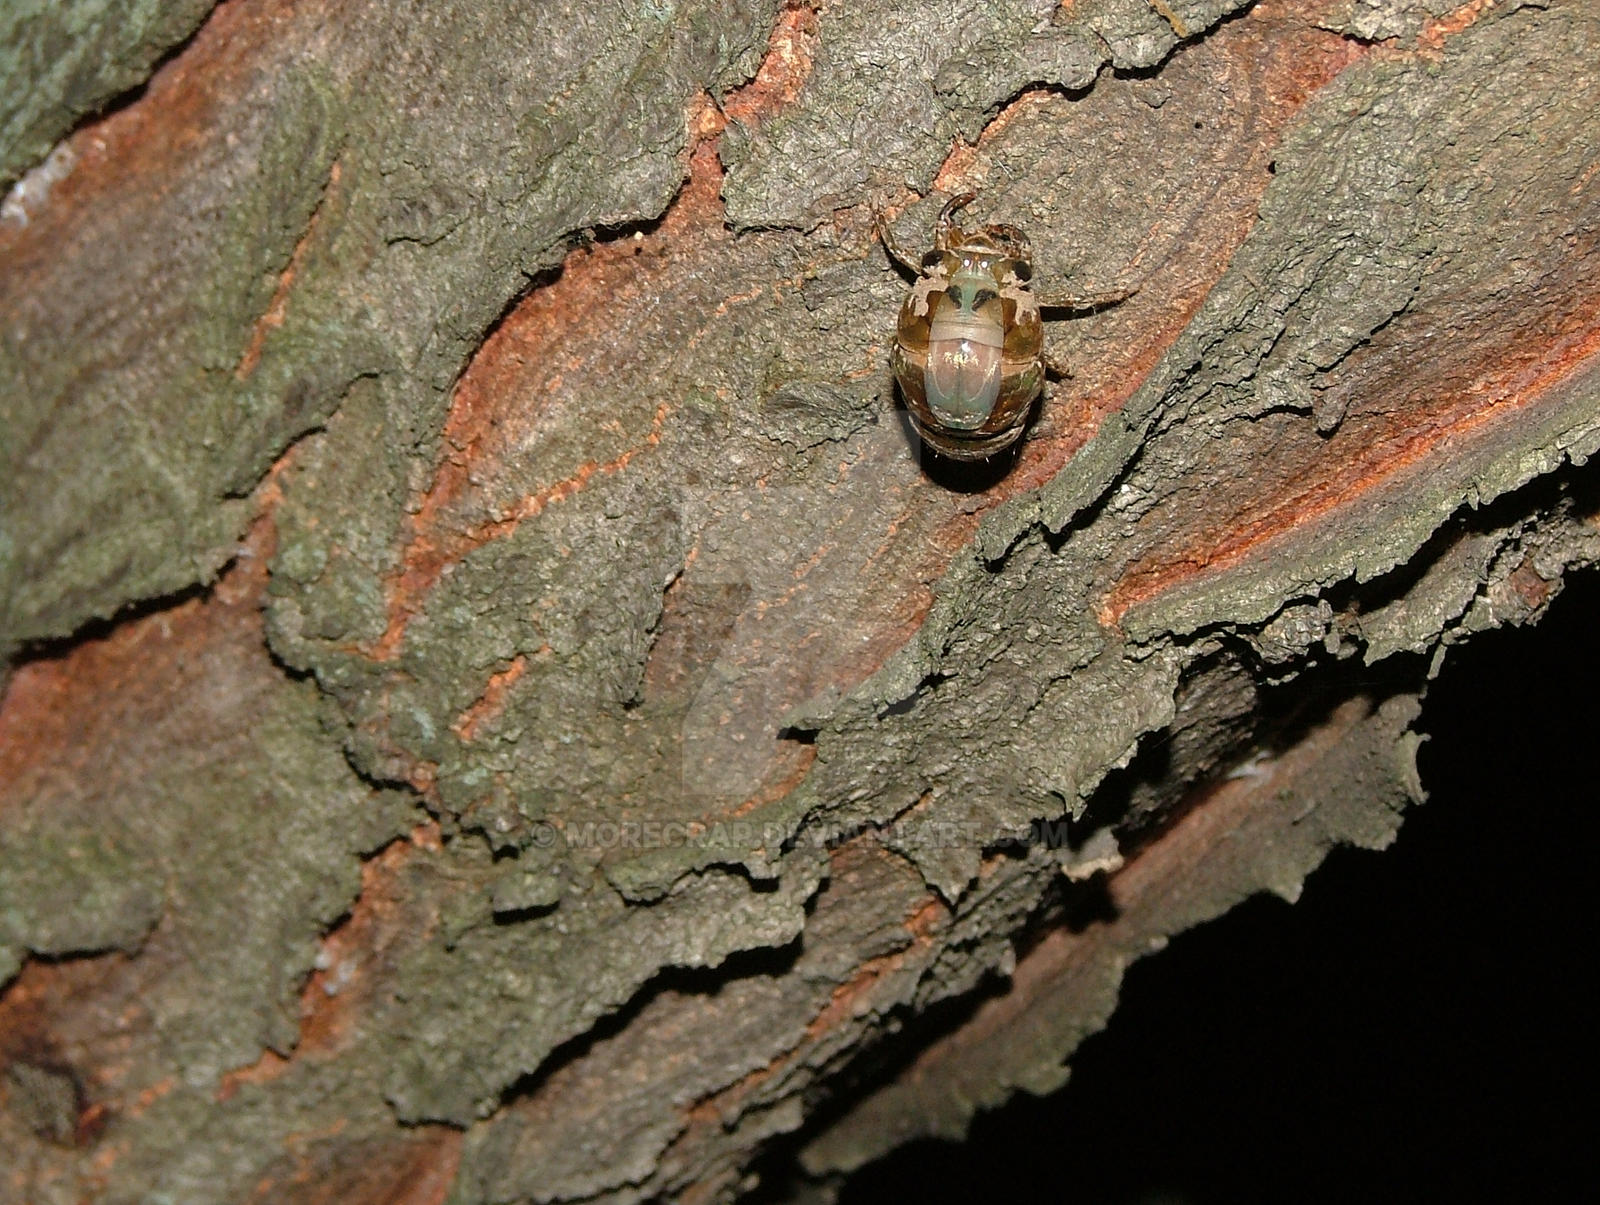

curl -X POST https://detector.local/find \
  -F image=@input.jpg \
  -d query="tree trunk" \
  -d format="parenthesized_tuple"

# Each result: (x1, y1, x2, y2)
(2, 0, 1597, 1201)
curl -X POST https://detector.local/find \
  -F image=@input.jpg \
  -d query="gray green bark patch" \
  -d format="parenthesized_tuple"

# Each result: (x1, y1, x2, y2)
(0, 608, 412, 1086)
(0, 0, 780, 658)
(721, 0, 1255, 231)
(0, 0, 216, 190)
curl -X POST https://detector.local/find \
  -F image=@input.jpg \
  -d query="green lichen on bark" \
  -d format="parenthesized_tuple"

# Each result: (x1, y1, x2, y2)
(0, 0, 216, 190)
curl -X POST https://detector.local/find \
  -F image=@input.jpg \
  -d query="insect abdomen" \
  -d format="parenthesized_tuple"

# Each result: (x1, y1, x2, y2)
(925, 299, 1004, 430)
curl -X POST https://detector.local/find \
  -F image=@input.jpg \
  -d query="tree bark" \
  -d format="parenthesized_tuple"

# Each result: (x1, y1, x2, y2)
(2, 0, 1597, 1201)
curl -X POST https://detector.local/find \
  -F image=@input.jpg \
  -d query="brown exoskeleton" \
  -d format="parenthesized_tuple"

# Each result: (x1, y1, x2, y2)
(880, 193, 1136, 461)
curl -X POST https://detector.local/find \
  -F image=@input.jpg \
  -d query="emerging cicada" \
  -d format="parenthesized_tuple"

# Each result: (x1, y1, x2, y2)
(882, 193, 1134, 461)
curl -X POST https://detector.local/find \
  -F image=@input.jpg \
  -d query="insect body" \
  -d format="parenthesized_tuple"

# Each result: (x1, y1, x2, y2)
(883, 193, 1133, 461)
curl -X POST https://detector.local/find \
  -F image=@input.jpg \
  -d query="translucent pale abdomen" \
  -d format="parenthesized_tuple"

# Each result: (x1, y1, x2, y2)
(924, 304, 1004, 430)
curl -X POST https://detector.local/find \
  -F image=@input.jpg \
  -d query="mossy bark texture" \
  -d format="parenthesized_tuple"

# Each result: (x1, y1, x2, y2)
(2, 1, 1598, 1201)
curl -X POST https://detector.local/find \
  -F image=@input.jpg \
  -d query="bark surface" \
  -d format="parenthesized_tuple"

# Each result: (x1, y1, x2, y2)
(2, 1, 1597, 1202)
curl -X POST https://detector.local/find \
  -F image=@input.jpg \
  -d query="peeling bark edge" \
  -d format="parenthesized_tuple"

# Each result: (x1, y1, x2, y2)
(799, 692, 1427, 1177)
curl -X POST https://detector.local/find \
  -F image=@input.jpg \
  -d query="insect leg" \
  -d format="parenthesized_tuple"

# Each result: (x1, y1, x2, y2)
(934, 191, 977, 252)
(987, 222, 1032, 265)
(873, 204, 925, 275)
(1034, 281, 1140, 312)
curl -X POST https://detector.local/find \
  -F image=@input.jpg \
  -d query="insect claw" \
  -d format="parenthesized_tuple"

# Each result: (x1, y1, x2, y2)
(934, 191, 978, 252)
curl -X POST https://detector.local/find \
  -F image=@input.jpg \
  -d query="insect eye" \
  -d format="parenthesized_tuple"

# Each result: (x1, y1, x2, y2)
(1012, 260, 1033, 283)
(921, 251, 944, 273)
